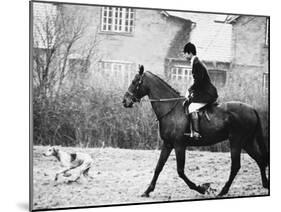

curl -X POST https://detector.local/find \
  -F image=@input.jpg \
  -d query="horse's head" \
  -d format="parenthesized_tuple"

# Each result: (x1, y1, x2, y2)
(123, 65, 149, 108)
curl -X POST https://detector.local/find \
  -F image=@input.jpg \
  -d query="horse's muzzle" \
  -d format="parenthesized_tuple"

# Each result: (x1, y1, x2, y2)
(122, 98, 133, 108)
(122, 92, 135, 108)
(123, 101, 133, 108)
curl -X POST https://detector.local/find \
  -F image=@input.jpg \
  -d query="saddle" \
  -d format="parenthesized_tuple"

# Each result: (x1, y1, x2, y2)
(183, 99, 218, 122)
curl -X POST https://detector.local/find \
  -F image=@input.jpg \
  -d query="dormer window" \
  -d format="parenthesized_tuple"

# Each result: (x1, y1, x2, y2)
(101, 7, 135, 33)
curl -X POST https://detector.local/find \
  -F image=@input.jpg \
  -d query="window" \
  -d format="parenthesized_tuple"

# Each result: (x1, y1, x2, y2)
(68, 58, 90, 73)
(208, 70, 227, 87)
(171, 66, 192, 84)
(101, 7, 135, 33)
(265, 18, 269, 46)
(33, 47, 55, 74)
(99, 60, 135, 86)
(33, 47, 53, 85)
(33, 47, 52, 64)
(263, 73, 268, 94)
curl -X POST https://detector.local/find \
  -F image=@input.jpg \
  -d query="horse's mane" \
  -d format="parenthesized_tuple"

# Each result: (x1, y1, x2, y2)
(146, 71, 181, 96)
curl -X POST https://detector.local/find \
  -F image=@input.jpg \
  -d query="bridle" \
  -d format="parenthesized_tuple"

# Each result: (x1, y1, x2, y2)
(126, 90, 141, 103)
(126, 73, 145, 103)
(125, 73, 186, 121)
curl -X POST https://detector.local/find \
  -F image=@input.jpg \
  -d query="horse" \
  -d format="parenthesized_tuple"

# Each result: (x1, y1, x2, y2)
(122, 65, 269, 197)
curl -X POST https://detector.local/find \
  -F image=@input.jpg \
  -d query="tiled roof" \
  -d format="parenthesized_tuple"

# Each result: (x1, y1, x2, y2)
(165, 11, 232, 62)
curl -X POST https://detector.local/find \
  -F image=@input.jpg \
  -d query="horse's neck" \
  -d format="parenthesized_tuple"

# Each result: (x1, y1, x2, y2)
(147, 74, 180, 119)
(147, 76, 179, 100)
(149, 89, 178, 100)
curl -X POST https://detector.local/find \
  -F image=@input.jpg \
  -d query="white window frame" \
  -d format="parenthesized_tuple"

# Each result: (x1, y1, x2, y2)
(101, 7, 135, 33)
(99, 60, 136, 86)
(171, 65, 192, 84)
(68, 58, 89, 73)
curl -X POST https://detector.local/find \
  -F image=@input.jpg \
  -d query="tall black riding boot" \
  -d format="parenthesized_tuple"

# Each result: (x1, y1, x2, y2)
(189, 111, 201, 140)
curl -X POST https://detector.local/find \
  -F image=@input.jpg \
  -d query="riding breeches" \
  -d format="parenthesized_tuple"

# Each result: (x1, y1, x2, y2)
(188, 103, 207, 113)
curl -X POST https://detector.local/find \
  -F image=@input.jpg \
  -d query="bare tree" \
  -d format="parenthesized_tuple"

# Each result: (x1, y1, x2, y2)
(32, 3, 101, 145)
(33, 4, 101, 101)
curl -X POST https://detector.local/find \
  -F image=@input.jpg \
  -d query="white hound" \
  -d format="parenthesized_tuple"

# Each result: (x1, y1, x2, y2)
(43, 146, 94, 182)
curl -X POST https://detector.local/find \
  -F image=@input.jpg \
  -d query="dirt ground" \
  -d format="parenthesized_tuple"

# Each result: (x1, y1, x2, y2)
(32, 146, 269, 210)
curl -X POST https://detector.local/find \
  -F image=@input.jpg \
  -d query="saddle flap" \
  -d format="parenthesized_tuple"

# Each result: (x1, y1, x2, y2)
(183, 100, 218, 120)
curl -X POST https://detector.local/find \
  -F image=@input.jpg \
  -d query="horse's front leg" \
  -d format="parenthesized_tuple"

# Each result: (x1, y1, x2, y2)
(175, 147, 208, 194)
(141, 144, 172, 197)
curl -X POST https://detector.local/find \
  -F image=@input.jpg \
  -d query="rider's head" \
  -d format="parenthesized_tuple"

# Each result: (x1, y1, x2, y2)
(183, 42, 196, 60)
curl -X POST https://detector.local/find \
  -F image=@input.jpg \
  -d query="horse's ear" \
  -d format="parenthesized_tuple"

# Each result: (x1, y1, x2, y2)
(139, 65, 144, 75)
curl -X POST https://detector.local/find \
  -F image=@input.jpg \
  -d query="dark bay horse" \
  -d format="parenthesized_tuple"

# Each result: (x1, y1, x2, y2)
(122, 66, 269, 197)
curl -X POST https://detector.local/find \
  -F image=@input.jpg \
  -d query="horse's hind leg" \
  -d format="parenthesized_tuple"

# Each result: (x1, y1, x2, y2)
(175, 147, 208, 194)
(218, 139, 242, 196)
(141, 144, 172, 197)
(243, 141, 269, 189)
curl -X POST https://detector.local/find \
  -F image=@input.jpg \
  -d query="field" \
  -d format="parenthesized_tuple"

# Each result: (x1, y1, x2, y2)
(32, 146, 269, 210)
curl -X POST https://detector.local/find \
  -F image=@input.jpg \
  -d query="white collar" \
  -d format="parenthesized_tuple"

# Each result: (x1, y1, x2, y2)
(191, 55, 197, 66)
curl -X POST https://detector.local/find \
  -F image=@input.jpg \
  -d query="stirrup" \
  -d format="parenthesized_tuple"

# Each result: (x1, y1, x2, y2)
(184, 132, 201, 140)
(192, 131, 202, 140)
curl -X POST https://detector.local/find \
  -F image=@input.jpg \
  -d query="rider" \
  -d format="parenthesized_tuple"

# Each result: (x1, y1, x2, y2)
(183, 42, 218, 140)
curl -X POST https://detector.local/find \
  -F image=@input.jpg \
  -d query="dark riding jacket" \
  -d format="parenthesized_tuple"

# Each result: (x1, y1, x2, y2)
(188, 57, 218, 103)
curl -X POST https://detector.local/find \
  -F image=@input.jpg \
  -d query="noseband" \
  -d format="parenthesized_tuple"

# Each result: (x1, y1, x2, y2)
(126, 90, 141, 103)
(126, 74, 144, 103)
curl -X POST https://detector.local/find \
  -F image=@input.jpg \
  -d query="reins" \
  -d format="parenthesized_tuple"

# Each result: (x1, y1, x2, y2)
(148, 97, 186, 121)
(149, 97, 186, 102)
(154, 99, 181, 121)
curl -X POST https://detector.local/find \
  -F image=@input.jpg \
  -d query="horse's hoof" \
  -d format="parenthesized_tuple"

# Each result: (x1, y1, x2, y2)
(197, 183, 211, 194)
(197, 186, 206, 194)
(263, 181, 269, 189)
(201, 183, 211, 190)
(217, 189, 227, 197)
(141, 193, 150, 198)
(217, 193, 224, 197)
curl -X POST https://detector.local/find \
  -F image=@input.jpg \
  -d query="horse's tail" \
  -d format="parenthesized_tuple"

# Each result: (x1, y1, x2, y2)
(254, 109, 269, 167)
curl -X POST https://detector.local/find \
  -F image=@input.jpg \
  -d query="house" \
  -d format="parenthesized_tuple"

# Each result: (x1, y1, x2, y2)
(163, 11, 232, 92)
(225, 15, 269, 108)
(33, 2, 234, 94)
(71, 5, 195, 91)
